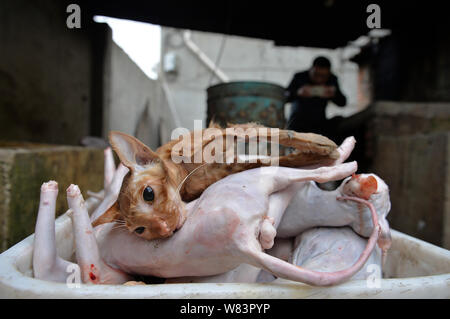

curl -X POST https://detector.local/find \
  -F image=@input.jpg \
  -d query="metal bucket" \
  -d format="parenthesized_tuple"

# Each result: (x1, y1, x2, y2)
(206, 81, 286, 128)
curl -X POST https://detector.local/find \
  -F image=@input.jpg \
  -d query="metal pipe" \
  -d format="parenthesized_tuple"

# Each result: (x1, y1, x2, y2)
(182, 31, 229, 83)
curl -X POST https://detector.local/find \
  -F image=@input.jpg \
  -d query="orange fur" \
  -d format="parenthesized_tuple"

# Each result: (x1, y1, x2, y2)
(92, 202, 121, 227)
(94, 125, 339, 240)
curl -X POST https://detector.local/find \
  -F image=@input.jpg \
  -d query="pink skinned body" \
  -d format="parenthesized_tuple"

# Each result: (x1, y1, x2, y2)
(33, 137, 390, 286)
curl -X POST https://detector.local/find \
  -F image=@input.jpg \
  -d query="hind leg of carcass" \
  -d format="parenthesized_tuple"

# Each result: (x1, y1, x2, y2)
(90, 163, 129, 224)
(256, 161, 357, 199)
(259, 185, 300, 250)
(67, 184, 132, 284)
(86, 147, 116, 203)
(103, 147, 116, 188)
(287, 162, 358, 184)
(33, 181, 80, 283)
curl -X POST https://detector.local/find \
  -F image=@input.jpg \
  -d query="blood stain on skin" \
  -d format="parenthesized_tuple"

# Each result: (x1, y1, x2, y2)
(89, 265, 98, 281)
(359, 176, 377, 200)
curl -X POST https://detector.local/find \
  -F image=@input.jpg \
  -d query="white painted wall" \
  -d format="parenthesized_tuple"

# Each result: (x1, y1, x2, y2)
(103, 41, 181, 149)
(102, 41, 159, 150)
(160, 27, 360, 131)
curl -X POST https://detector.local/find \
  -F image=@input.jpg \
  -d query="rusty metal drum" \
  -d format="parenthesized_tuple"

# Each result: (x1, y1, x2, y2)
(206, 81, 286, 128)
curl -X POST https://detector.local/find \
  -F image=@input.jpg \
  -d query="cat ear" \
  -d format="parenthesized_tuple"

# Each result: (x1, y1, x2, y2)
(92, 202, 122, 227)
(109, 131, 160, 171)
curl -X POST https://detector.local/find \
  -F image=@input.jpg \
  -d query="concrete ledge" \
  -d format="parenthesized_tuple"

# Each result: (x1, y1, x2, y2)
(0, 143, 104, 252)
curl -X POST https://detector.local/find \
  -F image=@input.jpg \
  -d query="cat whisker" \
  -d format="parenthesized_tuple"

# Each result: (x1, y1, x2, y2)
(111, 220, 126, 225)
(111, 224, 128, 231)
(176, 163, 208, 195)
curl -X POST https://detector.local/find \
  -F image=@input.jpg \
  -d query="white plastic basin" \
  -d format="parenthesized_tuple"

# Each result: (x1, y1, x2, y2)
(0, 197, 449, 298)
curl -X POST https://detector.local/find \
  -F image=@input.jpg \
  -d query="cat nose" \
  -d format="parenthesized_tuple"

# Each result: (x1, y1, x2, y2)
(135, 220, 172, 238)
(151, 220, 171, 237)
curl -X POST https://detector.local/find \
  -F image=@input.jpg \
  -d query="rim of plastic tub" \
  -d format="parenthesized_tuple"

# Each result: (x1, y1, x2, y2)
(0, 214, 449, 298)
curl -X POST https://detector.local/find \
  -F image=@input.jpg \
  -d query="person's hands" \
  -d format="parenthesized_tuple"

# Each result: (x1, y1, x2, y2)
(323, 86, 336, 98)
(297, 85, 336, 98)
(297, 85, 312, 97)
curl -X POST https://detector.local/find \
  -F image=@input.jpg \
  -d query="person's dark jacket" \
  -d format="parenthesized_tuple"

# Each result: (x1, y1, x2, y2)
(285, 70, 346, 134)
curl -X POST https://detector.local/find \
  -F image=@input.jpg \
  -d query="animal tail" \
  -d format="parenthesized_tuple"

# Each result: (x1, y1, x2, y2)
(377, 216, 392, 266)
(250, 196, 380, 286)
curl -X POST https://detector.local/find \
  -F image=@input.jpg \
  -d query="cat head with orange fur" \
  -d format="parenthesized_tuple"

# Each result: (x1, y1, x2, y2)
(92, 131, 186, 240)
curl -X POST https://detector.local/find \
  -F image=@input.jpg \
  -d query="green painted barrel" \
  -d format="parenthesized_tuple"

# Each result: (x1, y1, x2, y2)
(206, 81, 286, 128)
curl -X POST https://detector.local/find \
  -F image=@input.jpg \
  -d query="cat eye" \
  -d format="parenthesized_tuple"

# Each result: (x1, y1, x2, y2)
(143, 186, 155, 201)
(134, 227, 145, 234)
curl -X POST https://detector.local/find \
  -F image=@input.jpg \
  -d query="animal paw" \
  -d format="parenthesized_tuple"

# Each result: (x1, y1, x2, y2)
(259, 217, 276, 250)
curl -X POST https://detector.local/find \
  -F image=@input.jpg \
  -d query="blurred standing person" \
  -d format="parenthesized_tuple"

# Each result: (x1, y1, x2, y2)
(285, 56, 347, 137)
